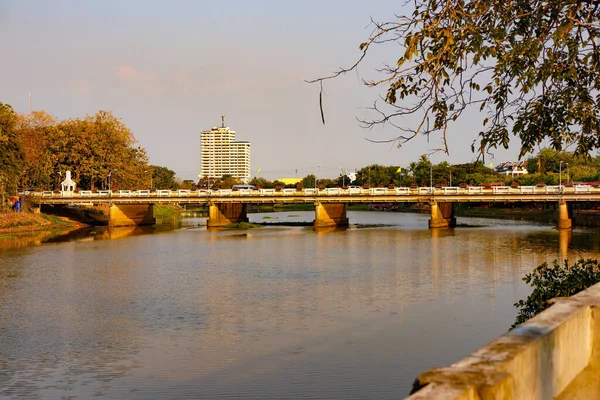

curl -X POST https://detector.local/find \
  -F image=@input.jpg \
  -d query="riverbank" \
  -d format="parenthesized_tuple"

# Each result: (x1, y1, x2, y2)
(456, 206, 557, 222)
(0, 211, 87, 239)
(154, 204, 182, 217)
(456, 205, 600, 227)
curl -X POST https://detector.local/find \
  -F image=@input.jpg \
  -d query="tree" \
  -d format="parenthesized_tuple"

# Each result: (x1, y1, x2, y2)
(354, 164, 400, 187)
(0, 102, 23, 205)
(310, 1, 600, 159)
(301, 174, 316, 189)
(151, 165, 178, 190)
(513, 259, 600, 328)
(250, 177, 277, 189)
(220, 175, 242, 189)
(336, 173, 352, 187)
(15, 111, 56, 190)
(413, 156, 432, 186)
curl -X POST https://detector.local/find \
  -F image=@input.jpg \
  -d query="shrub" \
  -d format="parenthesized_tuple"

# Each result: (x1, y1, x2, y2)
(512, 259, 600, 328)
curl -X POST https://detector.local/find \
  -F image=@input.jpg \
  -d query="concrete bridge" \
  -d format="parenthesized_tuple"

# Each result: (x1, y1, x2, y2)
(29, 185, 600, 228)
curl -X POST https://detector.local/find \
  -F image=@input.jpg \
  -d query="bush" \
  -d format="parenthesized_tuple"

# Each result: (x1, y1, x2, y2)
(512, 259, 600, 328)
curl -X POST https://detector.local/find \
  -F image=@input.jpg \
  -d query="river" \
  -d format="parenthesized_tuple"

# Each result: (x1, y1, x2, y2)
(1, 211, 599, 399)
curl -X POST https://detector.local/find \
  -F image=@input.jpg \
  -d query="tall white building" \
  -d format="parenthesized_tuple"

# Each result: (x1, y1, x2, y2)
(200, 117, 251, 184)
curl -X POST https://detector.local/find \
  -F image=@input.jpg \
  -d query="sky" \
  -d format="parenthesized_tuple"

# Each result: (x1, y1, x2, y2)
(0, 0, 523, 181)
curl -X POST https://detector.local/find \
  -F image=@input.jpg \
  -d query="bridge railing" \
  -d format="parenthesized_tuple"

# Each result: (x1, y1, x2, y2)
(23, 184, 599, 199)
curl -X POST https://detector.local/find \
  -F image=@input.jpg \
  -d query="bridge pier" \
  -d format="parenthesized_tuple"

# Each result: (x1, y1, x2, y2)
(314, 202, 349, 228)
(557, 200, 573, 230)
(207, 202, 249, 227)
(428, 201, 456, 229)
(109, 204, 155, 227)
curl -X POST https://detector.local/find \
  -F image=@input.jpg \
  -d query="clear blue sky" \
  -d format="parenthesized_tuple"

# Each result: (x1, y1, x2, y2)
(0, 0, 521, 180)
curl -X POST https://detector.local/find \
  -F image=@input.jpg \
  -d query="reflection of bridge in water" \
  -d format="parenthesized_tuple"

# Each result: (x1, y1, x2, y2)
(32, 185, 600, 229)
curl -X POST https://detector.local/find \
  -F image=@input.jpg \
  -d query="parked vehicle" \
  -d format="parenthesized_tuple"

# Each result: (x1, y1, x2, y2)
(232, 184, 256, 191)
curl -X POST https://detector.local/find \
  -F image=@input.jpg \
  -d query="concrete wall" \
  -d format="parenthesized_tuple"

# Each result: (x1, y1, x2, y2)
(109, 204, 155, 227)
(407, 283, 600, 399)
(314, 202, 348, 228)
(429, 201, 456, 228)
(207, 203, 248, 227)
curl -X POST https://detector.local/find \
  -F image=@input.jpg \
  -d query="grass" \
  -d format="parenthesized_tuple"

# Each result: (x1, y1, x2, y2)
(224, 222, 263, 229)
(0, 211, 53, 229)
(273, 203, 314, 211)
(153, 204, 182, 217)
(0, 210, 84, 238)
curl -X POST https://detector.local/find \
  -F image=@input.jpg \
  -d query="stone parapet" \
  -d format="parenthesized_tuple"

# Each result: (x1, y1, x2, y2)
(407, 283, 600, 399)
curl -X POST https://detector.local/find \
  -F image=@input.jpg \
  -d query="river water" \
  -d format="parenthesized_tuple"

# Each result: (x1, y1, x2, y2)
(1, 211, 600, 399)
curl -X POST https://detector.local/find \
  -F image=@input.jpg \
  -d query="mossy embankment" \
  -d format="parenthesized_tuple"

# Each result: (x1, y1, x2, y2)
(153, 204, 184, 218)
(223, 222, 263, 229)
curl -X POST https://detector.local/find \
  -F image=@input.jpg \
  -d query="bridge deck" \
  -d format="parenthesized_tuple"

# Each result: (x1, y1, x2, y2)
(35, 192, 600, 205)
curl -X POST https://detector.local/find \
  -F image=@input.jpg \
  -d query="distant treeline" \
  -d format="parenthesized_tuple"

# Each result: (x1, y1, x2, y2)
(242, 152, 600, 190)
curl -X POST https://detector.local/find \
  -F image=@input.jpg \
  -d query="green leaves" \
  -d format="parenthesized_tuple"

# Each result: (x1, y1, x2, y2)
(315, 0, 600, 157)
(512, 259, 600, 328)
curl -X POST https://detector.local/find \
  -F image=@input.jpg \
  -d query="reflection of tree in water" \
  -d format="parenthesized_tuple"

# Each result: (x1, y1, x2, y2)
(0, 228, 90, 250)
(3, 220, 600, 397)
(0, 221, 184, 252)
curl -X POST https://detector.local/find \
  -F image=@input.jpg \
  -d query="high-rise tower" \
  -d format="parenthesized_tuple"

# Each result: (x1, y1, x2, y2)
(200, 117, 251, 184)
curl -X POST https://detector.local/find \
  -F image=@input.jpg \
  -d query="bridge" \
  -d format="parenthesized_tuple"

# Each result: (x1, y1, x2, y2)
(29, 185, 600, 228)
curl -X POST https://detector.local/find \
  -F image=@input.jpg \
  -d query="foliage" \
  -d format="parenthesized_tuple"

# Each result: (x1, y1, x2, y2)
(0, 102, 23, 205)
(7, 108, 152, 191)
(311, 0, 600, 158)
(219, 175, 243, 189)
(15, 111, 56, 190)
(151, 165, 178, 190)
(354, 164, 402, 187)
(318, 178, 338, 188)
(512, 259, 600, 328)
(48, 111, 149, 190)
(224, 222, 263, 229)
(336, 174, 353, 187)
(250, 177, 277, 189)
(301, 174, 317, 189)
(179, 179, 196, 190)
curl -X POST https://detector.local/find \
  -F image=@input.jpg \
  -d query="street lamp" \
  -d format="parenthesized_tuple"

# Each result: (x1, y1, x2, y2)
(430, 163, 433, 194)
(107, 169, 116, 199)
(567, 163, 570, 184)
(315, 165, 321, 191)
(559, 160, 563, 188)
(448, 165, 452, 187)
